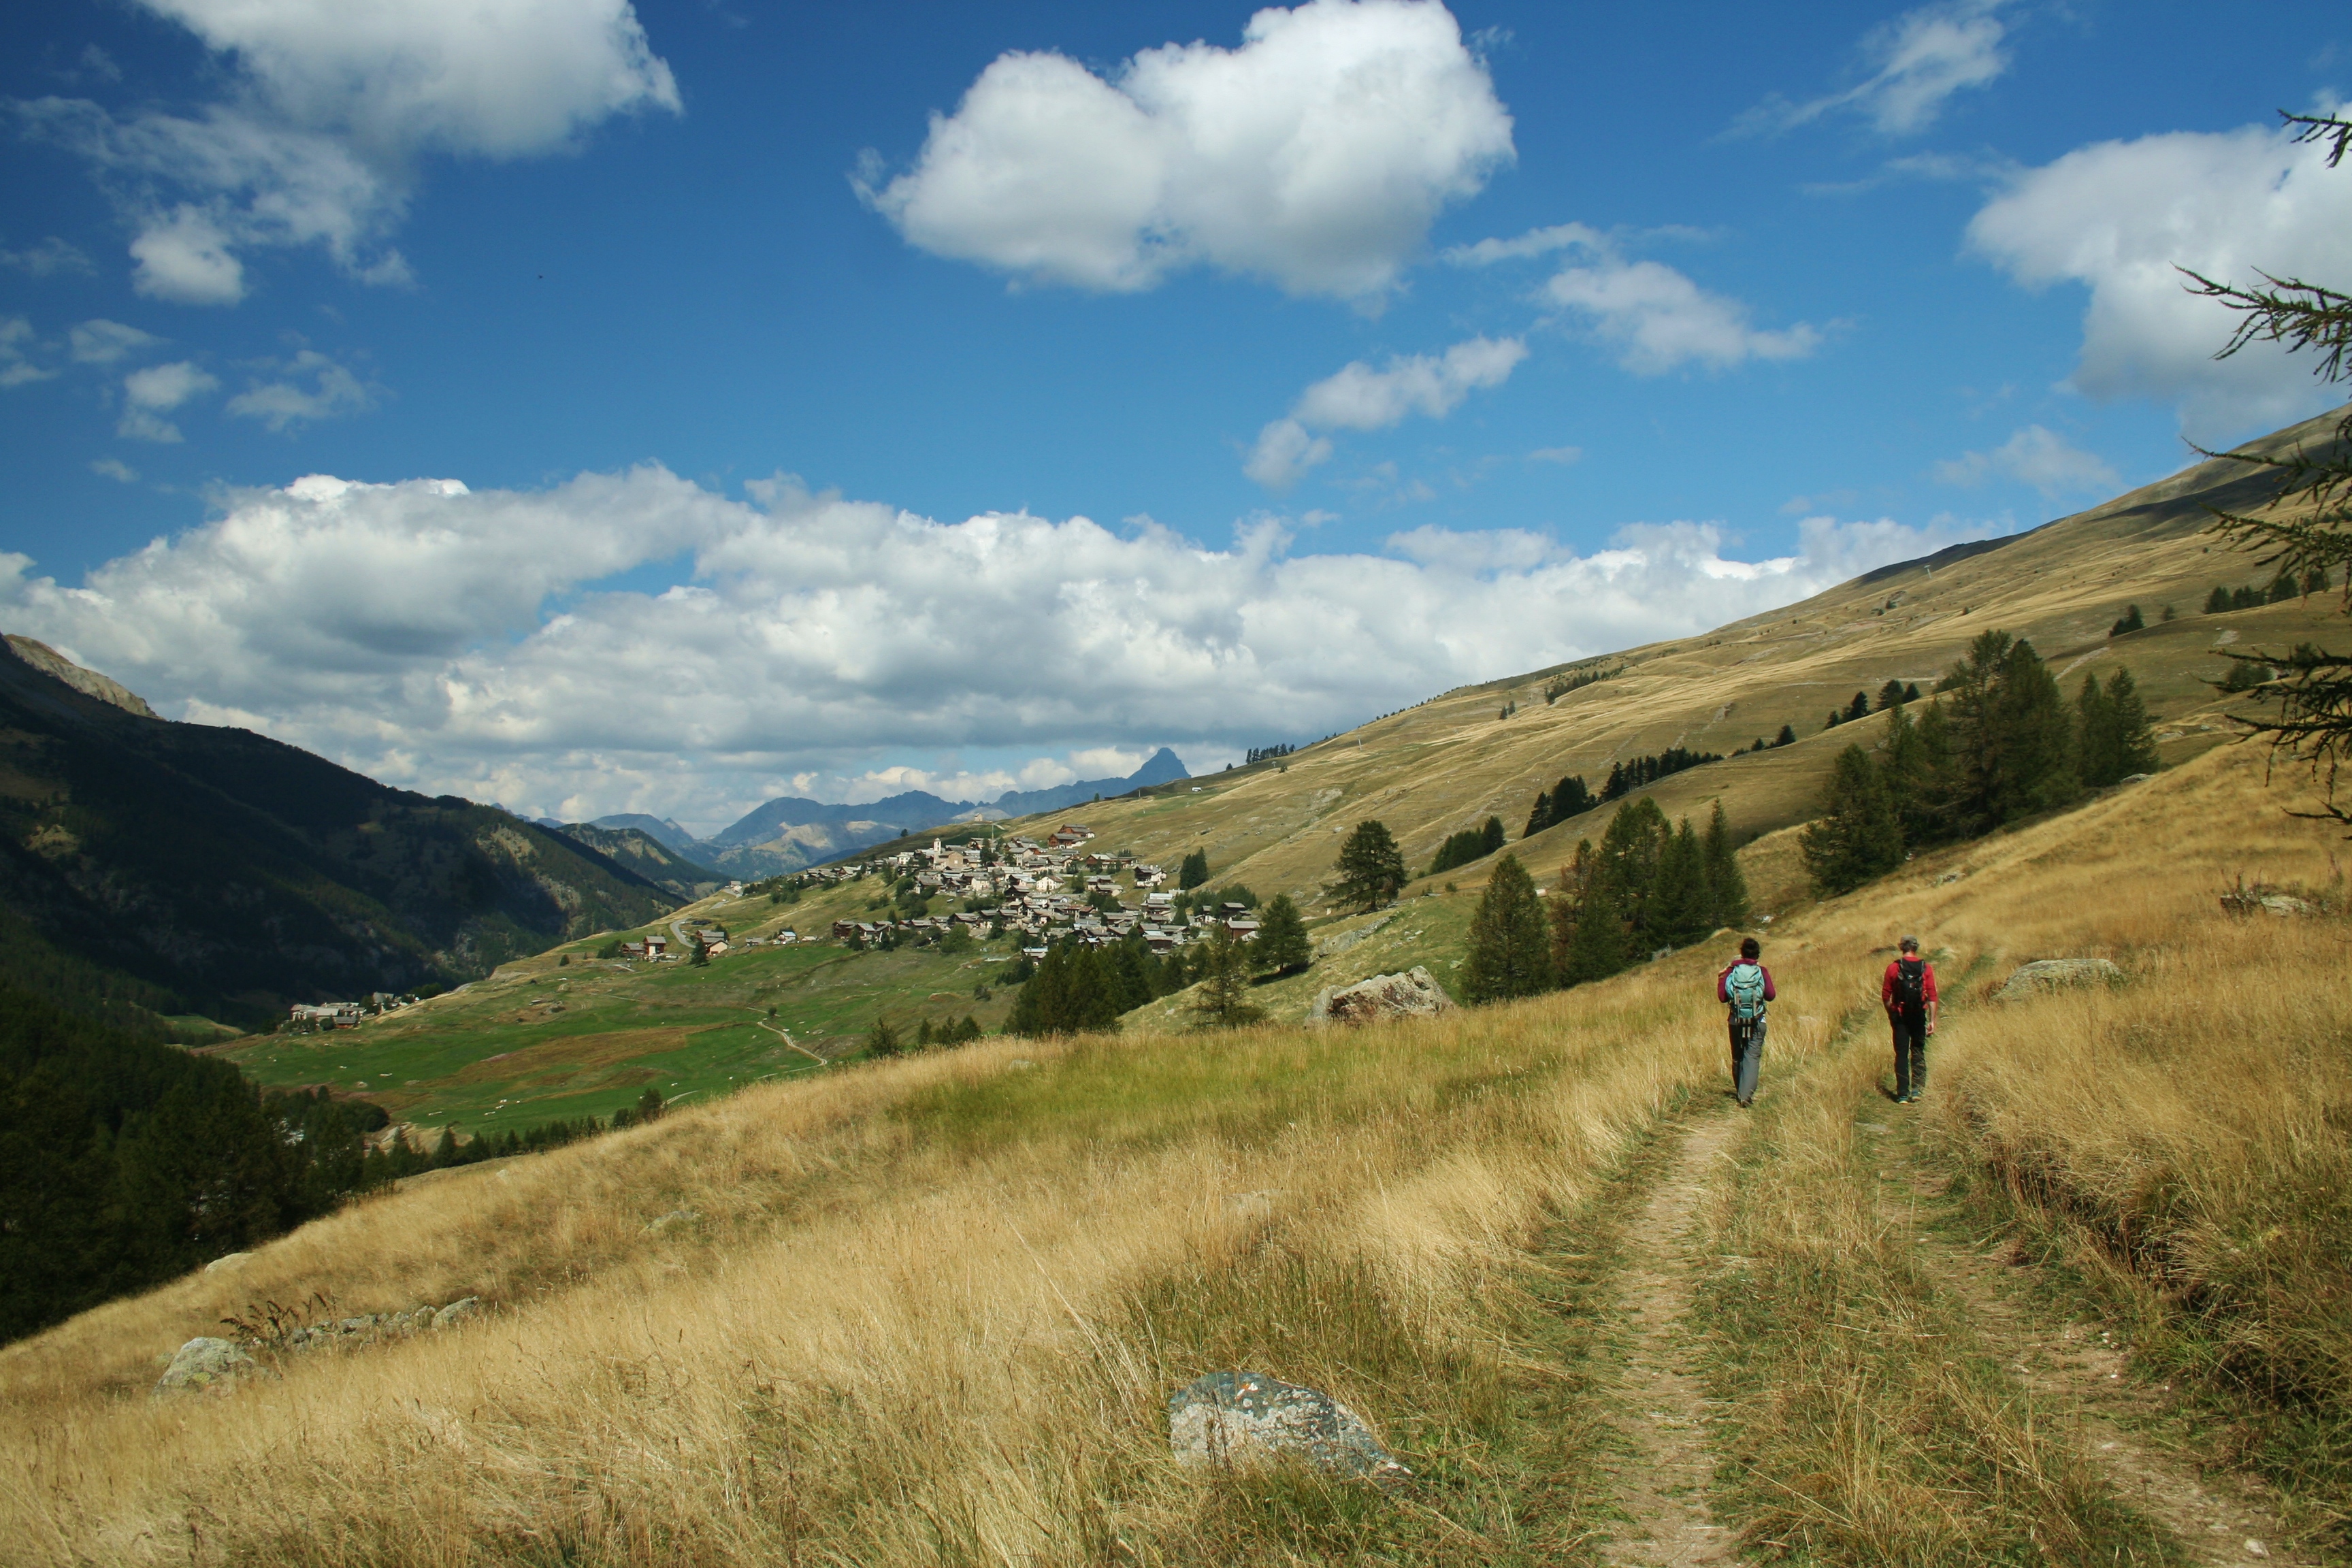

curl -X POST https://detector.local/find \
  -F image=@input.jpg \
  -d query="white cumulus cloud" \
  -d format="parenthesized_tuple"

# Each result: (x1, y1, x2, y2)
(1, 465, 2005, 826)
(14, 0, 679, 304)
(225, 348, 376, 430)
(117, 358, 218, 441)
(858, 0, 1514, 303)
(1738, 0, 2011, 137)
(1931, 425, 2120, 497)
(1545, 257, 1820, 375)
(1247, 333, 1524, 488)
(1967, 108, 2352, 438)
(0, 318, 52, 389)
(0, 235, 95, 276)
(70, 318, 165, 363)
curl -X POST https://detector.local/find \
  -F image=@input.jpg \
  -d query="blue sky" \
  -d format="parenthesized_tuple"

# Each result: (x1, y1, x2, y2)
(3, 0, 2349, 830)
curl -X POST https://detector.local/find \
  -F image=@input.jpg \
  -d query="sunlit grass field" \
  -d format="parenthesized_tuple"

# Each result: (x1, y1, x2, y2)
(7, 741, 2342, 1564)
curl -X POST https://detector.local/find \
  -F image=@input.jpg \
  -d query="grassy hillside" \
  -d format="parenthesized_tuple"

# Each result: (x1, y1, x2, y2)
(950, 409, 2345, 924)
(0, 640, 677, 1030)
(214, 408, 2352, 1130)
(6, 736, 2342, 1565)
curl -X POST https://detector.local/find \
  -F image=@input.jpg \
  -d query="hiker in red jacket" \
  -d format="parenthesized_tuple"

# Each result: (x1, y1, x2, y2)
(1716, 936, 1775, 1108)
(1881, 936, 1938, 1103)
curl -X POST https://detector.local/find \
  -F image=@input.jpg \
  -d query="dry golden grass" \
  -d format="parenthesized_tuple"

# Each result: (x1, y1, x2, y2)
(1692, 740, 2351, 1559)
(6, 740, 2344, 1565)
(2, 932, 1771, 1565)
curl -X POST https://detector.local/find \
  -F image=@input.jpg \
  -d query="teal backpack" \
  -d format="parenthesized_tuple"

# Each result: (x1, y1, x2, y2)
(1725, 962, 1767, 1024)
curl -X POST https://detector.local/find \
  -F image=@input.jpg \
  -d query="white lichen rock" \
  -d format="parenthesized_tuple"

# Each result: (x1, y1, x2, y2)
(1305, 966, 1456, 1026)
(153, 1337, 258, 1397)
(1995, 958, 2124, 1000)
(1168, 1371, 1408, 1483)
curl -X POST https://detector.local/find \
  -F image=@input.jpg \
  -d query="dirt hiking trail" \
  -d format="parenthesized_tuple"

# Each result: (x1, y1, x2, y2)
(1592, 1109, 1743, 1566)
(1867, 1109, 2314, 1567)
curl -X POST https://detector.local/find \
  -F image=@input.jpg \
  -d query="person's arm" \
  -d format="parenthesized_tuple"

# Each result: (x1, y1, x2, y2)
(1761, 966, 1776, 1002)
(1881, 962, 1895, 1012)
(1924, 964, 1939, 1034)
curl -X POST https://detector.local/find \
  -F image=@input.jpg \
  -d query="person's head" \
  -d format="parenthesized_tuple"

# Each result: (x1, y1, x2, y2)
(1739, 936, 1761, 960)
(1899, 935, 1920, 955)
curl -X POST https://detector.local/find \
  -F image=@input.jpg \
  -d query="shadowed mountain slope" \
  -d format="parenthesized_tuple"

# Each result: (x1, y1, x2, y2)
(549, 823, 721, 900)
(0, 642, 676, 1029)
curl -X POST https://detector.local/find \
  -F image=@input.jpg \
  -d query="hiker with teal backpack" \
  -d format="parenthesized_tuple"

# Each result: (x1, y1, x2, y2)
(1881, 936, 1938, 1102)
(1717, 936, 1775, 1109)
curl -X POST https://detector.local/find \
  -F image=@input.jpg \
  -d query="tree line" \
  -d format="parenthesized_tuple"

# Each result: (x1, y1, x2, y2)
(0, 983, 388, 1344)
(2204, 568, 2330, 614)
(1454, 799, 1752, 1005)
(1002, 895, 1312, 1038)
(1800, 630, 2158, 895)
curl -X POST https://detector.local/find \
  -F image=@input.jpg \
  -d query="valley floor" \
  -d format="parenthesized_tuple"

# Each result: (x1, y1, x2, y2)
(3, 742, 2345, 1566)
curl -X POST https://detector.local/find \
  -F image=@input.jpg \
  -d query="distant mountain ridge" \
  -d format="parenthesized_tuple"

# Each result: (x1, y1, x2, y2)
(676, 747, 1192, 878)
(547, 823, 721, 900)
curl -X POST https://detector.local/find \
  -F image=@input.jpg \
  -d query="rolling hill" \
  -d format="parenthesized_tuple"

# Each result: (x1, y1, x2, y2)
(219, 406, 2352, 1140)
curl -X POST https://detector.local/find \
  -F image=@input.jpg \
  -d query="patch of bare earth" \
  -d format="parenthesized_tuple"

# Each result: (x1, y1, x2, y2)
(1877, 1118, 2311, 1567)
(1593, 1111, 1742, 1566)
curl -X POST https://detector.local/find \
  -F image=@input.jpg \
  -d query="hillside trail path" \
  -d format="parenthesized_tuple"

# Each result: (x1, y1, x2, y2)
(1869, 1104, 2312, 1567)
(1592, 1109, 1743, 1566)
(754, 1017, 828, 1066)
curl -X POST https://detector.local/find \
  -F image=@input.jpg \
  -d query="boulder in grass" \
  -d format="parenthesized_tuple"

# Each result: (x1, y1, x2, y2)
(154, 1337, 258, 1397)
(1305, 967, 1456, 1026)
(431, 1296, 482, 1330)
(1168, 1371, 1409, 1484)
(1995, 958, 2124, 1000)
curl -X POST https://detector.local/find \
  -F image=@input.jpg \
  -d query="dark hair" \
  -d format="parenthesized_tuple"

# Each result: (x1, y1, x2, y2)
(1739, 936, 1761, 960)
(1899, 935, 1920, 952)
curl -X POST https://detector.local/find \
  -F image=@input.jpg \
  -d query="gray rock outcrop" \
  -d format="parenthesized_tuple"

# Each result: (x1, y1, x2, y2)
(1168, 1371, 1408, 1483)
(1316, 914, 1393, 959)
(431, 1296, 482, 1330)
(1995, 958, 2124, 1000)
(153, 1337, 259, 1397)
(1306, 966, 1456, 1026)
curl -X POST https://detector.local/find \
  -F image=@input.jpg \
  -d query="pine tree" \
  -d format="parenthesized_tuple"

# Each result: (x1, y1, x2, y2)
(1650, 818, 1712, 948)
(1876, 678, 1909, 710)
(2110, 604, 2146, 636)
(1560, 847, 1628, 986)
(1178, 849, 1210, 890)
(1940, 630, 2077, 835)
(1774, 723, 1797, 747)
(1594, 797, 1669, 947)
(1700, 802, 1749, 930)
(1548, 839, 1595, 979)
(866, 1018, 902, 1057)
(1801, 744, 1905, 895)
(1479, 814, 1505, 855)
(1104, 938, 1156, 1013)
(2270, 568, 2301, 603)
(1326, 820, 1407, 912)
(1878, 700, 1940, 847)
(2076, 671, 2119, 787)
(2206, 585, 2233, 614)
(2107, 668, 2154, 780)
(1461, 854, 1553, 1003)
(1844, 690, 1871, 723)
(1522, 787, 1553, 838)
(1189, 928, 1264, 1028)
(1553, 774, 1596, 817)
(1253, 894, 1311, 975)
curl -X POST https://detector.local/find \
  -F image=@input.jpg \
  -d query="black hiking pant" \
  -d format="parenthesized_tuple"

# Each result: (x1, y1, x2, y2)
(1891, 1007, 1927, 1098)
(1729, 1015, 1764, 1105)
